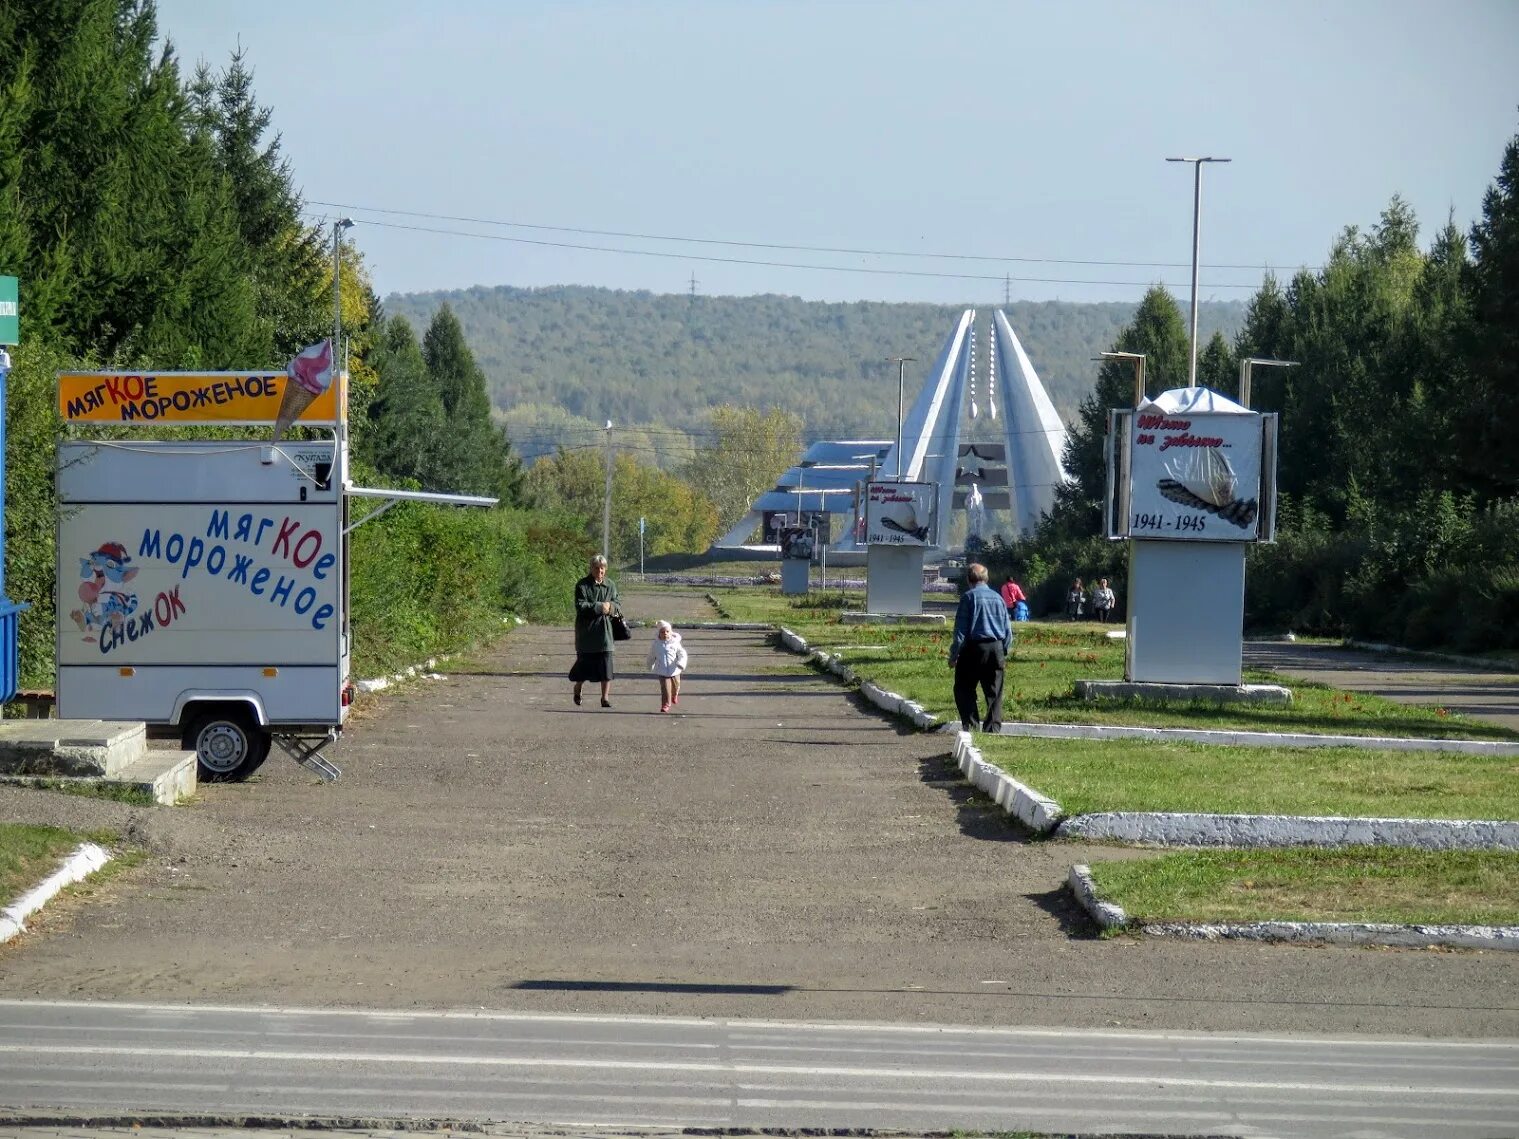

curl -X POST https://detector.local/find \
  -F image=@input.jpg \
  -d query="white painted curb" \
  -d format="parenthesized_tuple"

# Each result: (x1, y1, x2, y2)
(1067, 864, 1127, 928)
(1057, 812, 1519, 851)
(776, 627, 942, 731)
(1067, 862, 1519, 951)
(991, 720, 1519, 757)
(954, 732, 1063, 832)
(357, 654, 451, 695)
(0, 841, 113, 944)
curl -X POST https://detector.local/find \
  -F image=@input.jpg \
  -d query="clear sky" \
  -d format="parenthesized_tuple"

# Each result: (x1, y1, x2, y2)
(155, 0, 1519, 306)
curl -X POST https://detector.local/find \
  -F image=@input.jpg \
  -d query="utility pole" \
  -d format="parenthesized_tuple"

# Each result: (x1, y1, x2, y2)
(332, 218, 354, 365)
(1003, 273, 1011, 307)
(601, 420, 614, 558)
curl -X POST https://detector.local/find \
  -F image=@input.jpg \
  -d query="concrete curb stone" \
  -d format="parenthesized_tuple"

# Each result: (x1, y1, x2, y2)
(1067, 862, 1519, 952)
(775, 627, 943, 731)
(1057, 811, 1519, 851)
(1, 841, 113, 944)
(991, 719, 1519, 756)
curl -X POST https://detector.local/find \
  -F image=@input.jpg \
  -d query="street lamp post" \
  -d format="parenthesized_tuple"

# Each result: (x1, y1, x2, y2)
(1165, 157, 1229, 388)
(890, 357, 915, 482)
(332, 218, 354, 362)
(1099, 351, 1147, 408)
(1238, 357, 1299, 409)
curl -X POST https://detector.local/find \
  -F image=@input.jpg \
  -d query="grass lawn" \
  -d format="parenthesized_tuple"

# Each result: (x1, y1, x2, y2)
(711, 587, 1519, 742)
(1086, 848, 1519, 926)
(0, 823, 94, 903)
(979, 735, 1519, 820)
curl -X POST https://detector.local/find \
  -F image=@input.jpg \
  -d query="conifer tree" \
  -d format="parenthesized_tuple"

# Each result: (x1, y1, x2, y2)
(367, 315, 449, 489)
(188, 48, 328, 360)
(420, 305, 522, 501)
(1463, 123, 1519, 499)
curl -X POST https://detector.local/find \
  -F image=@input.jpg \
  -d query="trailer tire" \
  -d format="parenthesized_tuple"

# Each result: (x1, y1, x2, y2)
(183, 707, 271, 782)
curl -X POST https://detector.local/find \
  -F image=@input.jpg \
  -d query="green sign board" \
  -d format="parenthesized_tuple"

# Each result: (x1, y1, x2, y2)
(0, 276, 16, 345)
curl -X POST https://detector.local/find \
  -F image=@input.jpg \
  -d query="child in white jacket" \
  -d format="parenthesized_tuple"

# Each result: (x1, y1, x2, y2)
(646, 620, 688, 713)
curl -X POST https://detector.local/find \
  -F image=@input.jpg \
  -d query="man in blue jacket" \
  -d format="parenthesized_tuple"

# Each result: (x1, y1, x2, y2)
(948, 562, 1013, 733)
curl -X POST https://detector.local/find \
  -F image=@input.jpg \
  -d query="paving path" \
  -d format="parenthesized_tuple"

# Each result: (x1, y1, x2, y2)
(0, 587, 1515, 1038)
(1245, 640, 1519, 732)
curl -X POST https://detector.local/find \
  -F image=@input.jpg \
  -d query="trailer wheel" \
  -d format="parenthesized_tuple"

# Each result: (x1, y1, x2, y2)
(183, 707, 270, 782)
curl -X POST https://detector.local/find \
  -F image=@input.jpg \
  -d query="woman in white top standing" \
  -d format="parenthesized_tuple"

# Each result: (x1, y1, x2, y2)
(1092, 578, 1117, 622)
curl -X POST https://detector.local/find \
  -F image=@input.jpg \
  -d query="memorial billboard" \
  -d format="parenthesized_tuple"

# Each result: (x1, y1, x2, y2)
(864, 481, 935, 546)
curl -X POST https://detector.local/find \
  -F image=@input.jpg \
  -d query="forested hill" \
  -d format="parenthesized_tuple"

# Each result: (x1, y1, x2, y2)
(385, 285, 1246, 458)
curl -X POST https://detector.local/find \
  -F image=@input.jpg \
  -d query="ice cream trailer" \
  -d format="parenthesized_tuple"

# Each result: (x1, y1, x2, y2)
(56, 363, 494, 781)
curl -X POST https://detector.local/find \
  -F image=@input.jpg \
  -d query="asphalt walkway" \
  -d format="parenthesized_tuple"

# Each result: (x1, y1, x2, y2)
(1244, 640, 1519, 732)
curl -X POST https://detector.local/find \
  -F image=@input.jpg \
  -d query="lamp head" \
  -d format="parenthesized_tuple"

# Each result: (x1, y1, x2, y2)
(337, 217, 355, 231)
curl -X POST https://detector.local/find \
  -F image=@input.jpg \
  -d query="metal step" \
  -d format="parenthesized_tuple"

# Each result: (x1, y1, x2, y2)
(273, 734, 341, 782)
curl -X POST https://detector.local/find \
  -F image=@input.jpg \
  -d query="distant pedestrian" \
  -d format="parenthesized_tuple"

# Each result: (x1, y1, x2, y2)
(999, 576, 1026, 622)
(570, 553, 621, 708)
(1092, 578, 1117, 623)
(948, 562, 1013, 734)
(1066, 578, 1086, 620)
(646, 620, 688, 713)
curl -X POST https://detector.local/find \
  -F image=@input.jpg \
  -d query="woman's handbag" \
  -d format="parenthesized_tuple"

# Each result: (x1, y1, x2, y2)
(610, 613, 633, 642)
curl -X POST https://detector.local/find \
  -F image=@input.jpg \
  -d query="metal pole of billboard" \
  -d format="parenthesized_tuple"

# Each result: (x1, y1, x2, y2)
(1165, 157, 1229, 388)
(891, 357, 915, 481)
(1238, 357, 1298, 409)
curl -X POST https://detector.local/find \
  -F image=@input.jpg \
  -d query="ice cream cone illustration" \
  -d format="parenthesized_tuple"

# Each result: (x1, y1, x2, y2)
(274, 339, 334, 440)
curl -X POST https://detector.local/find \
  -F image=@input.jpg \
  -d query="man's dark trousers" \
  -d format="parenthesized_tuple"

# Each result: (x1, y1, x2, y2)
(954, 640, 1005, 731)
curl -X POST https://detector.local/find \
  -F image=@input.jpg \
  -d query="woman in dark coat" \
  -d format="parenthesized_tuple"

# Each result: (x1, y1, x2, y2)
(570, 554, 621, 708)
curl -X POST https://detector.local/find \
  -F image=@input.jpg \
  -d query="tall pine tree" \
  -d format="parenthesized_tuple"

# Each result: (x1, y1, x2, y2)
(1463, 122, 1519, 500)
(398, 305, 523, 501)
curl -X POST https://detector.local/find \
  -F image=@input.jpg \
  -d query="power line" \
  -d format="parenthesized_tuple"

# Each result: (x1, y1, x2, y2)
(317, 215, 1267, 291)
(309, 198, 1307, 273)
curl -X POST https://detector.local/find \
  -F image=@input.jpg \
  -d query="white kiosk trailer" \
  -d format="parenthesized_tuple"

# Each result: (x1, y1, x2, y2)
(56, 362, 494, 781)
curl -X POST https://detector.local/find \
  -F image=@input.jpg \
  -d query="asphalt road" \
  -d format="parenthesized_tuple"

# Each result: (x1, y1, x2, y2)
(1244, 640, 1519, 732)
(2, 1000, 1516, 1138)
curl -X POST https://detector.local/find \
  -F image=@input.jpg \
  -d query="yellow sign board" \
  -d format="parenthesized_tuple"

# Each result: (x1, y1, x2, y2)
(58, 371, 343, 426)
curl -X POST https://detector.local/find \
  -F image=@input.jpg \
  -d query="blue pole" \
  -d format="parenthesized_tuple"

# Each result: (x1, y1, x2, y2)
(0, 353, 29, 703)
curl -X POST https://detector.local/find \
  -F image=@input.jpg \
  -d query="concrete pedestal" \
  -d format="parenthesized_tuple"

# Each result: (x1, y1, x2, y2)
(780, 559, 810, 596)
(866, 544, 924, 615)
(1126, 540, 1246, 684)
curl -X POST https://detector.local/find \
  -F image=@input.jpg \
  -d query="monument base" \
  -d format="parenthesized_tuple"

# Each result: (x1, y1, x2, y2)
(865, 544, 925, 615)
(780, 559, 809, 596)
(1075, 680, 1292, 706)
(840, 611, 946, 626)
